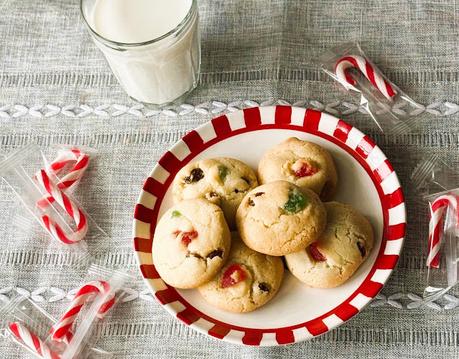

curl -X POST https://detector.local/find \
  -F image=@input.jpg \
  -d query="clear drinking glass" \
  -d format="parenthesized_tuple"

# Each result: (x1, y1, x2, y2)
(80, 0, 201, 107)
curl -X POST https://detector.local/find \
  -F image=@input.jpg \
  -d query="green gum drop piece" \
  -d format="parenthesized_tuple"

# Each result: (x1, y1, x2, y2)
(171, 210, 181, 218)
(283, 188, 308, 214)
(218, 165, 229, 182)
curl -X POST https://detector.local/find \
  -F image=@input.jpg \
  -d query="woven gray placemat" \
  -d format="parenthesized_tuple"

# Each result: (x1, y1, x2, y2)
(0, 0, 458, 358)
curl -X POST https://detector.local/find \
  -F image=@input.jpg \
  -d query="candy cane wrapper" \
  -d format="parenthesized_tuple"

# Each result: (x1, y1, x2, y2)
(0, 294, 114, 359)
(320, 42, 418, 134)
(42, 145, 97, 194)
(423, 189, 459, 303)
(409, 157, 459, 303)
(0, 145, 108, 265)
(56, 264, 132, 359)
(411, 155, 459, 197)
(0, 295, 61, 359)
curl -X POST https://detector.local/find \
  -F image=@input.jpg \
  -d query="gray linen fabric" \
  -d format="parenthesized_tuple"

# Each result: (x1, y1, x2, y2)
(1, 0, 459, 358)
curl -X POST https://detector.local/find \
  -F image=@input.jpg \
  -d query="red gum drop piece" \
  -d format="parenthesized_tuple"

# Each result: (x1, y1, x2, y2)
(309, 242, 326, 262)
(181, 231, 198, 246)
(221, 264, 246, 288)
(294, 162, 318, 178)
(173, 230, 198, 246)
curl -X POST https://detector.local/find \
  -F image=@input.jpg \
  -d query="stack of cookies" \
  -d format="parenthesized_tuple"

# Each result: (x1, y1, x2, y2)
(152, 137, 374, 313)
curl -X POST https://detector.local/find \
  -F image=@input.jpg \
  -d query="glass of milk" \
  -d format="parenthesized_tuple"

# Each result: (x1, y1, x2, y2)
(80, 0, 200, 107)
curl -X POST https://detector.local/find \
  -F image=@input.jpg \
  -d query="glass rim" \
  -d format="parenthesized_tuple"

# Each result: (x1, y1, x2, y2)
(80, 0, 197, 48)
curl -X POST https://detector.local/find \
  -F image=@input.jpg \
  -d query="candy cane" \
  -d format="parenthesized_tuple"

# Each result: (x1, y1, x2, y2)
(47, 148, 90, 190)
(50, 281, 115, 342)
(37, 148, 90, 208)
(35, 169, 88, 245)
(427, 194, 459, 268)
(8, 322, 61, 359)
(335, 55, 396, 100)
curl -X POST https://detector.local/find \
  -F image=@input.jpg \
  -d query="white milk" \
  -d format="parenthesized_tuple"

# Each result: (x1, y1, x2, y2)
(92, 0, 193, 44)
(85, 0, 200, 106)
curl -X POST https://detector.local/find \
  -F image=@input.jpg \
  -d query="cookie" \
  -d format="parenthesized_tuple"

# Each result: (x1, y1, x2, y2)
(152, 199, 231, 289)
(198, 233, 284, 313)
(172, 157, 258, 228)
(285, 202, 374, 288)
(236, 180, 327, 256)
(258, 137, 338, 200)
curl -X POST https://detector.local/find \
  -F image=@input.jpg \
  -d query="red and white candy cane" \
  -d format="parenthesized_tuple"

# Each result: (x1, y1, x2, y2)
(50, 281, 116, 342)
(35, 169, 88, 245)
(427, 193, 459, 268)
(47, 148, 90, 190)
(38, 148, 90, 208)
(8, 322, 60, 359)
(335, 55, 396, 100)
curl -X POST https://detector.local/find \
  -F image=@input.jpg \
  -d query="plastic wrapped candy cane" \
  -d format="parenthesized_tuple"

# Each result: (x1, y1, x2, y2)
(0, 296, 106, 359)
(0, 265, 131, 358)
(7, 320, 61, 359)
(41, 146, 92, 202)
(0, 145, 106, 263)
(0, 295, 68, 359)
(320, 42, 419, 134)
(50, 280, 115, 343)
(55, 264, 132, 359)
(411, 155, 459, 302)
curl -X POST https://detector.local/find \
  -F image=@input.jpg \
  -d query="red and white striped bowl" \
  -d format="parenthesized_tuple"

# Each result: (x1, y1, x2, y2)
(133, 106, 406, 346)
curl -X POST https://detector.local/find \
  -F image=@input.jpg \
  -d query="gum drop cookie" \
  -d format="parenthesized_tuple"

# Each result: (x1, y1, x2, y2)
(199, 234, 284, 313)
(172, 157, 258, 228)
(285, 202, 374, 288)
(236, 180, 327, 256)
(258, 137, 338, 200)
(152, 199, 231, 289)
